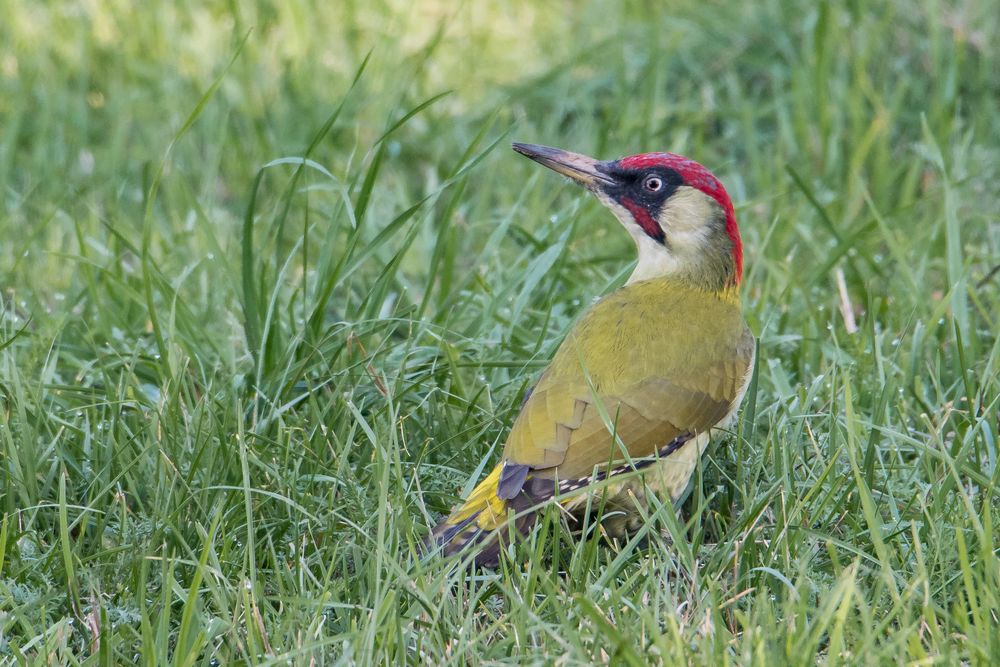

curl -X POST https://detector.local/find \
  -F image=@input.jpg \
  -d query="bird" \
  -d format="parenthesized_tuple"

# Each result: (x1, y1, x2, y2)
(428, 142, 755, 566)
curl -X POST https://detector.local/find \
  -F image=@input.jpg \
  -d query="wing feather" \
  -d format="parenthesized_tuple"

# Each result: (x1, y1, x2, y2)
(501, 280, 754, 488)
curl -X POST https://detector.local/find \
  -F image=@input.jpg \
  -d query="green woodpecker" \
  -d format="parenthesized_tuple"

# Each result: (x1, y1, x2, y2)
(430, 143, 754, 566)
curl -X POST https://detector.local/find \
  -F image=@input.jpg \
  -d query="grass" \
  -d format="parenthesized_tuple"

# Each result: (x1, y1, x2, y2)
(1, 0, 999, 663)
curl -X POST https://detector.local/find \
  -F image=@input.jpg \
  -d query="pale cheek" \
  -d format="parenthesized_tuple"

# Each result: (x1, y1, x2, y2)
(658, 189, 716, 253)
(664, 223, 711, 254)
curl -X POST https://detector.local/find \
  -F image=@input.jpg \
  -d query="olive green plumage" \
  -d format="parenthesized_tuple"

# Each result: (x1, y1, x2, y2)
(504, 279, 752, 477)
(429, 143, 753, 565)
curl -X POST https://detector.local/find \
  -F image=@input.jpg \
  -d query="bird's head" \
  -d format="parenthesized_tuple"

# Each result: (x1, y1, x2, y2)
(513, 143, 742, 291)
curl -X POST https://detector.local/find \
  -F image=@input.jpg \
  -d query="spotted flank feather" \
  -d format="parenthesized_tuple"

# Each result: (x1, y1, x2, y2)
(428, 433, 693, 566)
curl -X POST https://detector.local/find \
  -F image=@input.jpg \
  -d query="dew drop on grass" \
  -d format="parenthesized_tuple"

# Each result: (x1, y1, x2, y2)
(141, 384, 160, 402)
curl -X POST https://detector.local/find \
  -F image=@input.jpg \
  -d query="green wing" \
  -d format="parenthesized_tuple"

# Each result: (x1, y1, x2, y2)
(502, 278, 754, 481)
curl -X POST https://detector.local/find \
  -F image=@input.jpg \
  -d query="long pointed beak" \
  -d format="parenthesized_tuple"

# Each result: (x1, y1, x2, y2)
(512, 143, 615, 188)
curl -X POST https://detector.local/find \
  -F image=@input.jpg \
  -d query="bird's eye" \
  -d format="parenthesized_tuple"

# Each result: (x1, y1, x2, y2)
(643, 175, 663, 192)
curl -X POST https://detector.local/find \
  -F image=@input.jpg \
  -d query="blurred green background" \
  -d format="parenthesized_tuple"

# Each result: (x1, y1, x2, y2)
(1, 0, 998, 663)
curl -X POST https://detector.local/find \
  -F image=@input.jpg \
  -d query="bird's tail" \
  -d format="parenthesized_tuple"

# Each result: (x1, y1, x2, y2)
(427, 464, 538, 567)
(427, 434, 697, 566)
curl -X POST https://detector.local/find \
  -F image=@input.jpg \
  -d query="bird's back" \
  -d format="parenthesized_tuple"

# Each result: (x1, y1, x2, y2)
(503, 276, 754, 483)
